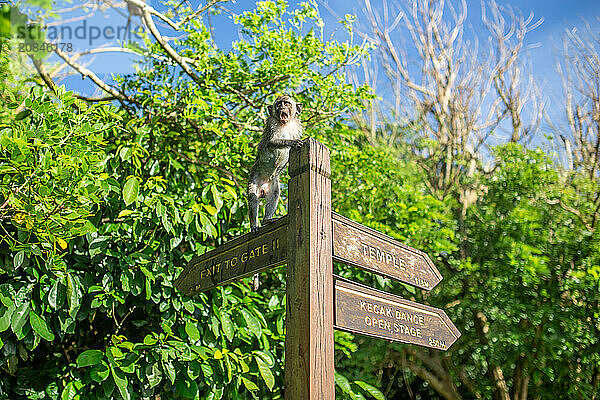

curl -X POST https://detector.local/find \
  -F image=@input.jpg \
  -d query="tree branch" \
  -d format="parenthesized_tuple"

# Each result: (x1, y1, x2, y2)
(174, 0, 230, 29)
(52, 44, 132, 103)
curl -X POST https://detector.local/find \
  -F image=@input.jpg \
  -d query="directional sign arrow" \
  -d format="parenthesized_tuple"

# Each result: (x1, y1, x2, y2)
(334, 277, 460, 350)
(332, 212, 442, 290)
(174, 216, 287, 295)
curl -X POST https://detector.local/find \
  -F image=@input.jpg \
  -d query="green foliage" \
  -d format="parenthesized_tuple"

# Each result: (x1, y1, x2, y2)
(0, 87, 109, 254)
(2, 0, 598, 399)
(0, 36, 29, 121)
(0, 2, 378, 399)
(0, 4, 48, 60)
(325, 127, 457, 299)
(452, 143, 600, 399)
(113, 1, 373, 200)
(328, 139, 598, 399)
(0, 87, 256, 399)
(335, 371, 385, 400)
(0, 82, 289, 398)
(330, 128, 456, 255)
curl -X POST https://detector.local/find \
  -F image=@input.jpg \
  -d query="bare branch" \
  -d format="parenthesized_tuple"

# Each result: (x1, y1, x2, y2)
(357, 0, 542, 203)
(49, 47, 145, 78)
(136, 2, 202, 84)
(557, 20, 600, 178)
(175, 0, 230, 30)
(52, 44, 132, 103)
(124, 0, 178, 30)
(30, 56, 58, 95)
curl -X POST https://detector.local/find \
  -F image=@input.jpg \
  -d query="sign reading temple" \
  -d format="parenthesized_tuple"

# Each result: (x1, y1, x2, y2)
(332, 212, 442, 290)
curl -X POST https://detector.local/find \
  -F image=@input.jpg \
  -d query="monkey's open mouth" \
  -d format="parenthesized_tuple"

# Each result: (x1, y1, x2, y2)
(279, 111, 289, 122)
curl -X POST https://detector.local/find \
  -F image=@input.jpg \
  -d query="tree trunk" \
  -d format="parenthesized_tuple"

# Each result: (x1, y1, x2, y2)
(513, 357, 530, 400)
(592, 364, 599, 400)
(394, 348, 462, 400)
(473, 310, 511, 400)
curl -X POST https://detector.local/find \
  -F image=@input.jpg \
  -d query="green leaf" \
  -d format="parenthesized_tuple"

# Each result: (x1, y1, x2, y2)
(66, 274, 81, 317)
(162, 360, 176, 385)
(211, 185, 223, 210)
(175, 377, 198, 398)
(13, 250, 25, 269)
(224, 356, 233, 383)
(102, 377, 115, 398)
(11, 302, 30, 338)
(48, 280, 61, 309)
(204, 204, 218, 215)
(110, 365, 130, 400)
(143, 334, 157, 345)
(119, 353, 138, 374)
(0, 304, 15, 332)
(242, 377, 259, 391)
(201, 363, 213, 378)
(220, 313, 234, 341)
(335, 372, 352, 394)
(185, 321, 200, 342)
(401, 282, 416, 295)
(255, 355, 275, 391)
(354, 381, 385, 400)
(240, 358, 250, 373)
(207, 387, 224, 400)
(117, 209, 135, 218)
(90, 362, 110, 383)
(351, 392, 367, 400)
(29, 310, 55, 341)
(183, 209, 194, 226)
(122, 177, 139, 206)
(198, 212, 215, 236)
(240, 308, 261, 338)
(77, 349, 104, 368)
(146, 362, 162, 388)
(268, 295, 279, 310)
(60, 382, 77, 400)
(0, 289, 12, 307)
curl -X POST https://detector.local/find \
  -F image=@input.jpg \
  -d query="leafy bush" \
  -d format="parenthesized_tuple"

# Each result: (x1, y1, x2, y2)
(0, 2, 387, 399)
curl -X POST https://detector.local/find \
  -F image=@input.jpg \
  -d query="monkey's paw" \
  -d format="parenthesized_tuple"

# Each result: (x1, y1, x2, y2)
(294, 139, 303, 149)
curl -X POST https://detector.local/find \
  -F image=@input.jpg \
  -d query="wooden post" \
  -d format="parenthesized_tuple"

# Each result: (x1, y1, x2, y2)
(285, 138, 335, 399)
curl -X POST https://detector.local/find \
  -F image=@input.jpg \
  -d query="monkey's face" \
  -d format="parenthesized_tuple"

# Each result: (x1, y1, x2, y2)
(270, 96, 302, 124)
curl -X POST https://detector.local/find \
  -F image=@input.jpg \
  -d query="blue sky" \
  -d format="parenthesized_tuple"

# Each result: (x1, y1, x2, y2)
(48, 0, 600, 129)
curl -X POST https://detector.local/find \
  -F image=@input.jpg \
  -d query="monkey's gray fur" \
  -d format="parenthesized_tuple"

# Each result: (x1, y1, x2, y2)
(247, 95, 304, 236)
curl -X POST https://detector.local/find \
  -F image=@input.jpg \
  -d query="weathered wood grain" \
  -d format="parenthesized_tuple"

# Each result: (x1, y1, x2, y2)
(285, 138, 335, 400)
(332, 212, 442, 290)
(174, 216, 287, 295)
(334, 276, 461, 350)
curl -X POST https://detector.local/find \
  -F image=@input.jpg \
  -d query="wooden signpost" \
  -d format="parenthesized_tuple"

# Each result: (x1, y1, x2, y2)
(175, 138, 460, 399)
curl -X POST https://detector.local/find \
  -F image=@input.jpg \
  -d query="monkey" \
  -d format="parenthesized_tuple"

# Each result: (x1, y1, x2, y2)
(247, 94, 303, 288)
(248, 94, 304, 232)
(123, 0, 145, 40)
